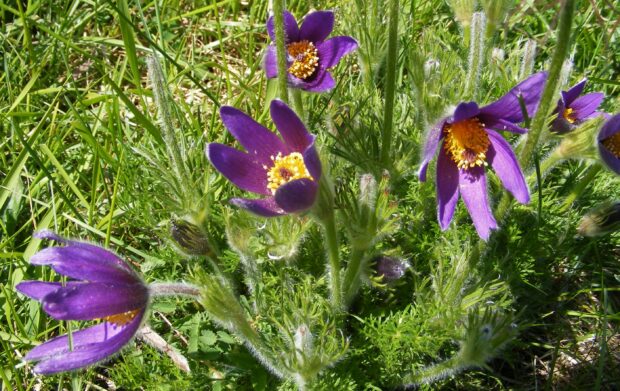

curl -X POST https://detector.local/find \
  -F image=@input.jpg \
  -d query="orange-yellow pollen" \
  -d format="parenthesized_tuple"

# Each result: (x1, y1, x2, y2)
(602, 132, 620, 158)
(444, 118, 490, 169)
(563, 107, 576, 124)
(264, 152, 313, 194)
(287, 40, 319, 80)
(103, 309, 140, 326)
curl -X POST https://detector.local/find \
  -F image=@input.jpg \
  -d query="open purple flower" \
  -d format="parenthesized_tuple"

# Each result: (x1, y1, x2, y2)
(16, 231, 149, 375)
(419, 72, 547, 240)
(264, 10, 358, 92)
(207, 100, 322, 216)
(598, 113, 620, 175)
(552, 79, 605, 133)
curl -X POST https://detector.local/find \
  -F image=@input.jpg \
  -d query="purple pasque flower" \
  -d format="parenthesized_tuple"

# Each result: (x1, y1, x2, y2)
(16, 231, 149, 375)
(598, 113, 620, 175)
(207, 99, 322, 216)
(419, 71, 548, 240)
(552, 79, 605, 133)
(264, 10, 358, 92)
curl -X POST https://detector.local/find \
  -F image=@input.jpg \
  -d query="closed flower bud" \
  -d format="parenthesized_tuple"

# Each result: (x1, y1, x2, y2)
(293, 324, 314, 364)
(170, 218, 211, 256)
(373, 255, 409, 283)
(359, 173, 377, 208)
(423, 58, 440, 77)
(578, 201, 620, 237)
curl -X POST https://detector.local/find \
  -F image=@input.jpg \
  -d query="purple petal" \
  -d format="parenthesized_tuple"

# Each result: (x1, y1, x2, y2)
(270, 99, 313, 152)
(42, 282, 148, 320)
(206, 143, 270, 195)
(598, 142, 620, 175)
(264, 45, 278, 78)
(16, 281, 63, 301)
(274, 178, 318, 213)
(302, 142, 322, 180)
(297, 70, 336, 92)
(570, 92, 604, 121)
(486, 130, 530, 204)
(230, 197, 286, 217)
(452, 102, 480, 123)
(436, 149, 460, 230)
(459, 167, 498, 240)
(30, 245, 140, 284)
(419, 119, 447, 181)
(299, 11, 334, 43)
(483, 118, 528, 134)
(34, 230, 66, 242)
(561, 79, 587, 105)
(316, 36, 358, 69)
(219, 106, 287, 164)
(598, 114, 620, 141)
(27, 311, 144, 375)
(479, 71, 548, 123)
(267, 11, 299, 43)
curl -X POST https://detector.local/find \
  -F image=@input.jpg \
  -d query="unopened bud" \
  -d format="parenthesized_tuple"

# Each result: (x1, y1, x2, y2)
(491, 48, 505, 62)
(294, 324, 313, 364)
(578, 201, 620, 237)
(373, 255, 409, 283)
(423, 59, 440, 77)
(359, 173, 377, 208)
(170, 219, 211, 256)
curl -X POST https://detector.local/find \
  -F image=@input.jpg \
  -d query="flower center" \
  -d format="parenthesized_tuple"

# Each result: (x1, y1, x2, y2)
(104, 309, 140, 326)
(563, 107, 576, 124)
(602, 132, 620, 158)
(444, 118, 490, 169)
(265, 152, 313, 194)
(287, 40, 319, 80)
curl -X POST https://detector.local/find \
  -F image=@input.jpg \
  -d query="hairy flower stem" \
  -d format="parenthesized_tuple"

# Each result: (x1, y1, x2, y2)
(323, 212, 343, 311)
(149, 282, 202, 299)
(401, 357, 481, 387)
(380, 0, 399, 166)
(464, 12, 486, 100)
(342, 248, 366, 308)
(518, 0, 575, 169)
(273, 0, 289, 104)
(147, 55, 188, 197)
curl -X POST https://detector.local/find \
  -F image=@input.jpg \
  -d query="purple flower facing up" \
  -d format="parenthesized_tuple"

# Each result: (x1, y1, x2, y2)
(552, 79, 605, 133)
(419, 72, 548, 240)
(16, 231, 149, 375)
(207, 100, 322, 216)
(264, 11, 358, 92)
(598, 113, 620, 175)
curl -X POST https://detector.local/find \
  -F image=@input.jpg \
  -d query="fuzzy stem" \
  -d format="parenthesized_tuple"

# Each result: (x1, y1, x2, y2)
(464, 12, 486, 100)
(342, 248, 367, 308)
(402, 357, 480, 387)
(149, 282, 202, 299)
(380, 0, 399, 166)
(561, 164, 602, 211)
(323, 212, 343, 311)
(272, 0, 289, 104)
(518, 0, 575, 169)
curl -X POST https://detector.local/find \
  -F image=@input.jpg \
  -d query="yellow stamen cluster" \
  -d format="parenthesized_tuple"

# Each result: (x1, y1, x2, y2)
(444, 118, 490, 169)
(563, 107, 576, 123)
(264, 152, 313, 194)
(602, 132, 620, 158)
(287, 40, 319, 80)
(104, 309, 140, 326)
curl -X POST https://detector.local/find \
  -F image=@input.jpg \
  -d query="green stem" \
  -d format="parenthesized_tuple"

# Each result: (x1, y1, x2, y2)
(518, 0, 575, 168)
(560, 164, 602, 211)
(380, 0, 399, 166)
(291, 88, 305, 120)
(323, 212, 342, 311)
(342, 248, 366, 308)
(401, 356, 478, 387)
(272, 0, 289, 104)
(464, 12, 486, 100)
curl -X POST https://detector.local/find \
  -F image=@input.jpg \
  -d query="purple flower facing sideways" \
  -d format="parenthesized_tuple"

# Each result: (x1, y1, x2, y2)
(207, 100, 322, 216)
(552, 79, 605, 133)
(265, 10, 358, 92)
(16, 231, 149, 375)
(419, 72, 548, 240)
(598, 113, 620, 175)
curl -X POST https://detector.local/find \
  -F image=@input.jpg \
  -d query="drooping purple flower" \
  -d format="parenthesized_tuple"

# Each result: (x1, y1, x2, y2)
(207, 100, 322, 216)
(16, 231, 149, 375)
(419, 72, 548, 240)
(264, 10, 358, 92)
(598, 113, 620, 175)
(552, 79, 605, 133)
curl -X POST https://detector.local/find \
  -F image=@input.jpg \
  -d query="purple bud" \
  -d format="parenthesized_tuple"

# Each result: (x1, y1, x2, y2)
(373, 255, 409, 282)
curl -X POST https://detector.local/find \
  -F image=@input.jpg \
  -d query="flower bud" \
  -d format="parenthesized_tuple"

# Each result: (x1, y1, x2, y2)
(170, 218, 211, 256)
(373, 255, 409, 283)
(491, 48, 505, 63)
(578, 201, 620, 237)
(359, 173, 377, 208)
(449, 0, 477, 28)
(423, 58, 440, 77)
(294, 324, 314, 364)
